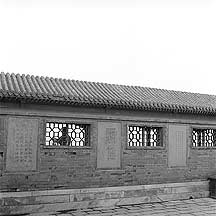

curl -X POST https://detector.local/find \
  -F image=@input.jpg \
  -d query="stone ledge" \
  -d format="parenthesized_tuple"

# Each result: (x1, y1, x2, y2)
(0, 180, 208, 198)
(0, 180, 210, 216)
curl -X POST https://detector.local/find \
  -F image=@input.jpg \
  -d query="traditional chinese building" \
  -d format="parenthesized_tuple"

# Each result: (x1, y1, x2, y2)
(0, 72, 215, 214)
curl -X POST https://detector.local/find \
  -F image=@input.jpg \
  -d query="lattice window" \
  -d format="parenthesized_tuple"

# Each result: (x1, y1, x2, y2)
(45, 122, 90, 147)
(128, 126, 162, 147)
(192, 128, 216, 147)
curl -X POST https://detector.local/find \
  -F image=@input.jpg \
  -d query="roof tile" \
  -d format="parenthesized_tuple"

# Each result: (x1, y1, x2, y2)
(1, 72, 216, 115)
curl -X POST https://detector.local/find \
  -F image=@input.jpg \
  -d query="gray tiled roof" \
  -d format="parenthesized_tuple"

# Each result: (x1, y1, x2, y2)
(1, 72, 216, 115)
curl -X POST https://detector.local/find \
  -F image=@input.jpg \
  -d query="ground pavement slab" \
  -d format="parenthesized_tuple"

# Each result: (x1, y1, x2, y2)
(27, 198, 216, 216)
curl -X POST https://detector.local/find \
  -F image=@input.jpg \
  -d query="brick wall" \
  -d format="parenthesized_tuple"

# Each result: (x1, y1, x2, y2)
(0, 102, 216, 192)
(0, 118, 6, 178)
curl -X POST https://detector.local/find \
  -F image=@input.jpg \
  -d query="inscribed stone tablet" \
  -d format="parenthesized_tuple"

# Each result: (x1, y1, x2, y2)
(168, 124, 187, 167)
(6, 117, 38, 172)
(97, 122, 121, 169)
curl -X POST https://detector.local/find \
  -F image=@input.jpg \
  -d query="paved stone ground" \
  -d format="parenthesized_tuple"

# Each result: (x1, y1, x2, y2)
(29, 198, 216, 216)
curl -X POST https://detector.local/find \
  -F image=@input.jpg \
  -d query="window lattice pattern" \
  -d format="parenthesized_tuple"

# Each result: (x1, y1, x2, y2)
(128, 126, 162, 147)
(192, 128, 216, 147)
(45, 122, 90, 147)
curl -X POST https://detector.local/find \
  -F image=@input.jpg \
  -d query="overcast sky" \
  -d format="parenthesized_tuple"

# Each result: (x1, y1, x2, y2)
(0, 0, 216, 95)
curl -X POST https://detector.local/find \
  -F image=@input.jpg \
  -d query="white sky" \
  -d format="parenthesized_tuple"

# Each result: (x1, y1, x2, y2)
(0, 0, 216, 95)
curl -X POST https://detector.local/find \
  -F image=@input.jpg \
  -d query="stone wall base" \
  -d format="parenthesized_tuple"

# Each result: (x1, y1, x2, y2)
(0, 180, 209, 215)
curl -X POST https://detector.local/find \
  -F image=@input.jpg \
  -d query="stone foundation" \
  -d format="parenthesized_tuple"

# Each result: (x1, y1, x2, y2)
(0, 180, 209, 215)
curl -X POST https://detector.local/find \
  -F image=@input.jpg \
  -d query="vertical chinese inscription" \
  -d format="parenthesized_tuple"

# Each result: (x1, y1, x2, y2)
(105, 128, 117, 160)
(6, 117, 38, 172)
(97, 122, 121, 169)
(168, 124, 187, 167)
